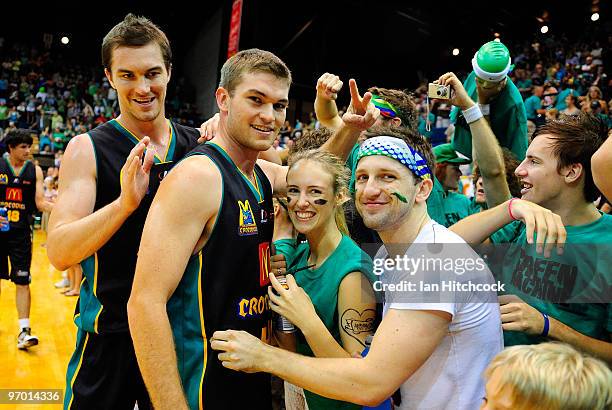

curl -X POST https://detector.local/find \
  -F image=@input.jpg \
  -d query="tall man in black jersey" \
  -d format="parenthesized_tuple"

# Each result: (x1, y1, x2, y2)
(128, 49, 379, 409)
(0, 129, 54, 350)
(46, 14, 202, 410)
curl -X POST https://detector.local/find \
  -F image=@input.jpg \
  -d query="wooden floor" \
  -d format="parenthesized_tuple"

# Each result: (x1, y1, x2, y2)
(0, 230, 76, 410)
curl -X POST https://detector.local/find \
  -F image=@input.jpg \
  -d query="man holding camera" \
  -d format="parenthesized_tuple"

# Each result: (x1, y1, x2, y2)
(449, 41, 528, 161)
(426, 72, 511, 227)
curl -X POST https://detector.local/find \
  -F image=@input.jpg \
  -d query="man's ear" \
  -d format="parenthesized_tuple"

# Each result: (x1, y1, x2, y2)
(415, 178, 434, 203)
(391, 117, 402, 127)
(166, 64, 172, 84)
(216, 87, 230, 112)
(104, 68, 115, 89)
(563, 163, 584, 184)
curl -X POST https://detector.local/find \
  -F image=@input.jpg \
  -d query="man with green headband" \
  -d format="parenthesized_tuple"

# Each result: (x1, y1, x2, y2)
(211, 124, 512, 409)
(314, 73, 419, 243)
(449, 41, 528, 161)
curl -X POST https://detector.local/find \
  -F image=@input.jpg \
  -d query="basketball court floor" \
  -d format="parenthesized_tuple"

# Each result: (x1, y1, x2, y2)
(1, 230, 75, 409)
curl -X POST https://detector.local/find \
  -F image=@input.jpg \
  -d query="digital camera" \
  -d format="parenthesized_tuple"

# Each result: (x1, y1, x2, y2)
(428, 83, 451, 100)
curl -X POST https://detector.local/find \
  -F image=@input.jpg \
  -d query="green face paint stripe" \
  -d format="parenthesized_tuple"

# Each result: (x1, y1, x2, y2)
(392, 192, 408, 203)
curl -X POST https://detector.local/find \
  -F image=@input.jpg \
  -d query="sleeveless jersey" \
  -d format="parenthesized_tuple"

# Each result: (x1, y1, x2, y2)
(0, 158, 36, 229)
(167, 142, 274, 410)
(76, 119, 199, 334)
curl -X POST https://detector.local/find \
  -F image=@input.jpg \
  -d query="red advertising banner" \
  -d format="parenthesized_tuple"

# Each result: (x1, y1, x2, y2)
(227, 0, 243, 58)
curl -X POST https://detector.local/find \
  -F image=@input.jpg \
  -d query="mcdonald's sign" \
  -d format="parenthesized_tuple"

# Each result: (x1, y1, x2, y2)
(6, 187, 22, 202)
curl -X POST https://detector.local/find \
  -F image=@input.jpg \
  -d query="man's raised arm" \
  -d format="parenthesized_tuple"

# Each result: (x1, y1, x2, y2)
(320, 78, 379, 161)
(257, 79, 378, 196)
(128, 155, 222, 410)
(437, 72, 510, 208)
(47, 135, 154, 270)
(314, 72, 345, 131)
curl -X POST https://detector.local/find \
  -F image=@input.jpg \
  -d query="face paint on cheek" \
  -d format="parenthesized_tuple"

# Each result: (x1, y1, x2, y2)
(313, 199, 328, 205)
(392, 192, 408, 203)
(286, 197, 293, 204)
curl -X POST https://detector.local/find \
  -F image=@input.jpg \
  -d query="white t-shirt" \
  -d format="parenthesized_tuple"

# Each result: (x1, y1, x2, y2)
(377, 220, 503, 410)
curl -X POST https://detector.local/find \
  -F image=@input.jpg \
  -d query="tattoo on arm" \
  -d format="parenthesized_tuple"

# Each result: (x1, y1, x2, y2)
(341, 308, 376, 348)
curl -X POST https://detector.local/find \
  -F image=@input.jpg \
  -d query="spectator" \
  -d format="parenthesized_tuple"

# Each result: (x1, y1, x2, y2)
(481, 343, 611, 410)
(561, 94, 581, 116)
(452, 114, 612, 364)
(38, 126, 52, 152)
(524, 85, 546, 125)
(50, 110, 63, 130)
(581, 86, 608, 114)
(52, 126, 65, 151)
(432, 143, 473, 226)
(449, 41, 528, 161)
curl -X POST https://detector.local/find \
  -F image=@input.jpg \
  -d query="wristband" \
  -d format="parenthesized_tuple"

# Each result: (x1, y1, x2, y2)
(540, 312, 550, 337)
(478, 103, 490, 116)
(508, 198, 519, 220)
(462, 104, 483, 124)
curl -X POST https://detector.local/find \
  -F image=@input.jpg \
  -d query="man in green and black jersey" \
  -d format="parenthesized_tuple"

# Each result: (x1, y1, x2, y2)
(129, 49, 379, 409)
(47, 14, 203, 410)
(0, 129, 53, 350)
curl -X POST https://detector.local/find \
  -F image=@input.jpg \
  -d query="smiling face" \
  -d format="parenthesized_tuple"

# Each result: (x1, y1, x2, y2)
(286, 160, 337, 236)
(218, 71, 289, 152)
(355, 155, 420, 232)
(515, 135, 565, 207)
(105, 42, 170, 124)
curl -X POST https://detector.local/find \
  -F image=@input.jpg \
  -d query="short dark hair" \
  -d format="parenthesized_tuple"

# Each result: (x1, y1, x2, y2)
(102, 14, 172, 71)
(289, 127, 334, 154)
(362, 125, 434, 180)
(533, 113, 608, 202)
(367, 87, 418, 131)
(219, 48, 291, 94)
(5, 129, 33, 150)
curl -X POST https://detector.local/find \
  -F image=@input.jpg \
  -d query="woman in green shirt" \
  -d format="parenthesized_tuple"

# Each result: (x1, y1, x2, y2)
(272, 150, 377, 410)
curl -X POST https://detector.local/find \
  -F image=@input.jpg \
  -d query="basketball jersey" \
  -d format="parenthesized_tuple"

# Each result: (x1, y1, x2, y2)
(76, 119, 199, 334)
(167, 142, 274, 410)
(0, 157, 36, 230)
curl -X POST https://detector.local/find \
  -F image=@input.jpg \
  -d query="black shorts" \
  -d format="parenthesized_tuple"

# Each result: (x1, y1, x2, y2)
(0, 227, 32, 285)
(64, 329, 152, 410)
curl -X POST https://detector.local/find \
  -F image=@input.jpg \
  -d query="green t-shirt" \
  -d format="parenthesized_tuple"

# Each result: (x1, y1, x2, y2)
(0, 106, 8, 121)
(450, 71, 528, 161)
(490, 214, 612, 347)
(88, 84, 99, 97)
(468, 196, 486, 214)
(524, 95, 542, 120)
(515, 78, 533, 91)
(274, 235, 374, 410)
(427, 177, 476, 227)
(52, 132, 66, 150)
(346, 143, 360, 195)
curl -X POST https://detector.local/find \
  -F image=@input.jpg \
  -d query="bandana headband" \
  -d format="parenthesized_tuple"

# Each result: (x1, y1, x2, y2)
(371, 94, 399, 118)
(356, 136, 431, 180)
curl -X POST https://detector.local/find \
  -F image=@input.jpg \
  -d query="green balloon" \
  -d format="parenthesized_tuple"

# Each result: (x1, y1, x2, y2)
(476, 41, 510, 73)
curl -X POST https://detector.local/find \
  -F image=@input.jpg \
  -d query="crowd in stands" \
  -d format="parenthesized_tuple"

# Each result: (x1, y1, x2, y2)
(1, 25, 611, 410)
